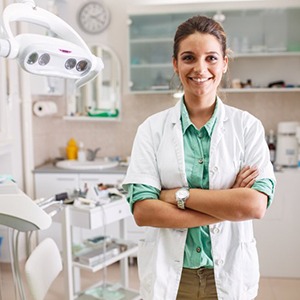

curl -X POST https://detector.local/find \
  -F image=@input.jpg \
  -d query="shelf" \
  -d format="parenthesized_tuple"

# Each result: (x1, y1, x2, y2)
(129, 87, 300, 95)
(76, 283, 140, 300)
(232, 51, 300, 58)
(221, 88, 300, 93)
(73, 242, 138, 272)
(63, 116, 120, 122)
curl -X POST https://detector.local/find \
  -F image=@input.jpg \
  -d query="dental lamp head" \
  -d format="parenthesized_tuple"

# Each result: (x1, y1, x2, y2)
(0, 1, 104, 88)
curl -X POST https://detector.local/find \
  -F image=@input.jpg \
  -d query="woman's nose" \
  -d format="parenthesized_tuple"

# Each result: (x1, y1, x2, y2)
(193, 60, 206, 74)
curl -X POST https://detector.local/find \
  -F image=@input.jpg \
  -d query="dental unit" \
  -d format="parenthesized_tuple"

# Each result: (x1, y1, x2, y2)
(0, 1, 104, 298)
(0, 0, 104, 88)
(0, 0, 104, 230)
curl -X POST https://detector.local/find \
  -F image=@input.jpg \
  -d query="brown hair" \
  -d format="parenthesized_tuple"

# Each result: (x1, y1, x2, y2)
(173, 15, 227, 60)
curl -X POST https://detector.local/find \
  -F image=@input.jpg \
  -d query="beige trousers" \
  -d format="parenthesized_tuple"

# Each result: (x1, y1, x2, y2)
(176, 268, 218, 300)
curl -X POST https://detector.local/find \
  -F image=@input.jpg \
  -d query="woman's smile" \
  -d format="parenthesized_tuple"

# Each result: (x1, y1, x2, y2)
(189, 76, 212, 84)
(173, 32, 227, 101)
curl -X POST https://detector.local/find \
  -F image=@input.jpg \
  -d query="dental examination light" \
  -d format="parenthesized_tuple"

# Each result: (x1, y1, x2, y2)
(0, 0, 104, 88)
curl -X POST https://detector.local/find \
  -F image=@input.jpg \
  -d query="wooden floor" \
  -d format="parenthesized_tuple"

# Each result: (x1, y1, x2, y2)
(1, 260, 300, 299)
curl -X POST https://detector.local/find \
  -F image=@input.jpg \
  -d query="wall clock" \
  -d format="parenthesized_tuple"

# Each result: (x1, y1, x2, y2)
(77, 1, 110, 34)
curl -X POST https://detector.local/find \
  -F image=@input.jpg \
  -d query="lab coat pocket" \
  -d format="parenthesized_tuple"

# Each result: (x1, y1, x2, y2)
(241, 239, 260, 291)
(137, 240, 156, 296)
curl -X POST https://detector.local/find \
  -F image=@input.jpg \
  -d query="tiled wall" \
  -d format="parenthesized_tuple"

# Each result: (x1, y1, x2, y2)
(32, 91, 300, 167)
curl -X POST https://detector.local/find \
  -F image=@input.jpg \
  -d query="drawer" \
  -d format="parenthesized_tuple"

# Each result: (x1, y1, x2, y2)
(70, 199, 131, 229)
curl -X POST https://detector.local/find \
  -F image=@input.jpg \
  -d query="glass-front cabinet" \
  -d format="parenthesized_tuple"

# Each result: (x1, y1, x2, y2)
(128, 13, 190, 93)
(128, 8, 300, 94)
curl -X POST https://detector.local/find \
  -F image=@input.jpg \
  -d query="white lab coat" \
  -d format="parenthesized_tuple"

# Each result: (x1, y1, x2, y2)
(123, 98, 275, 300)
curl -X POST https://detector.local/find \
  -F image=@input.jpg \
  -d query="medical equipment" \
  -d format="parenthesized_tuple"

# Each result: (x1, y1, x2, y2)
(0, 179, 51, 231)
(276, 121, 299, 167)
(0, 178, 64, 300)
(0, 0, 104, 88)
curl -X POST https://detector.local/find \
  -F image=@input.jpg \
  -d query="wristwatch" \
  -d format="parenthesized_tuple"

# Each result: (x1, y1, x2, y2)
(175, 187, 190, 210)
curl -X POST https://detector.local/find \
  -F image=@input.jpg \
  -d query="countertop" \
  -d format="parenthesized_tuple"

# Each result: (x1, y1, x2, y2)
(33, 163, 128, 174)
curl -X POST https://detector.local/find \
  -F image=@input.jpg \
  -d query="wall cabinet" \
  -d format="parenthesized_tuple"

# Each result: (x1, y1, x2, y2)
(128, 8, 300, 94)
(223, 52, 300, 92)
(253, 169, 300, 278)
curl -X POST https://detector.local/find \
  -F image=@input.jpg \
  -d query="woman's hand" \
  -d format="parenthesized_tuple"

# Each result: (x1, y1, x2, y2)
(231, 166, 259, 189)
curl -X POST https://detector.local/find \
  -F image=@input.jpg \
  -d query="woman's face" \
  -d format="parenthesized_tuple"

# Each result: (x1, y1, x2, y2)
(173, 32, 228, 101)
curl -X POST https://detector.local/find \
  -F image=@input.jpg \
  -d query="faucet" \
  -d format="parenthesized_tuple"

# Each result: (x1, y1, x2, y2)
(86, 147, 101, 161)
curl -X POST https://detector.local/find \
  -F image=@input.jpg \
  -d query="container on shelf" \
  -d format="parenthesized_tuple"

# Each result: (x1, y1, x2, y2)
(276, 121, 299, 167)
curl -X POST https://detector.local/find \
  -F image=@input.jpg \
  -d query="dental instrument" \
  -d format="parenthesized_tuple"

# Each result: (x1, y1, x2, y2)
(0, 0, 104, 88)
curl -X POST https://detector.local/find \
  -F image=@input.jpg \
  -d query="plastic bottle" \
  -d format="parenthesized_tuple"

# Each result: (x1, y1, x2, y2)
(77, 142, 86, 162)
(66, 138, 78, 160)
(268, 130, 276, 164)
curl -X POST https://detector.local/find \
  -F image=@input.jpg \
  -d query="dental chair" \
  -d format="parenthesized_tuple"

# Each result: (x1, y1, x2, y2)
(25, 238, 62, 300)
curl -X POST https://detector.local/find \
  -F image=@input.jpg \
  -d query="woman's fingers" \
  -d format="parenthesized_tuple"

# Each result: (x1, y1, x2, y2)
(232, 166, 259, 188)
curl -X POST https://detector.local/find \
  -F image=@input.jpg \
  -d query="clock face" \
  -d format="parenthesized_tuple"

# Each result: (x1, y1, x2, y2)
(78, 1, 110, 34)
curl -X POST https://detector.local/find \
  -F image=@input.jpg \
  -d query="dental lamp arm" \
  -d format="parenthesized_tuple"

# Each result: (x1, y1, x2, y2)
(0, 38, 10, 57)
(0, 1, 104, 88)
(1, 2, 91, 58)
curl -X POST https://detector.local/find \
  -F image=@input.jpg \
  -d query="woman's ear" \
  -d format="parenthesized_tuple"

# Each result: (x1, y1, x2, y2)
(173, 57, 178, 74)
(223, 56, 228, 74)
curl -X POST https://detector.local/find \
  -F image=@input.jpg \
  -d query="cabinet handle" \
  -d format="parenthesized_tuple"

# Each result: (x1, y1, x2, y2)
(81, 178, 99, 182)
(56, 178, 76, 181)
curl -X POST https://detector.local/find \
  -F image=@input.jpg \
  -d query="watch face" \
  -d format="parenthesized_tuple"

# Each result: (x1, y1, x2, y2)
(176, 188, 189, 209)
(78, 2, 110, 34)
(178, 190, 189, 198)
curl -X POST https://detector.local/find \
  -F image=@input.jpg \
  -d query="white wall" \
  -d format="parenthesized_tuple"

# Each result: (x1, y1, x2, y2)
(31, 0, 300, 168)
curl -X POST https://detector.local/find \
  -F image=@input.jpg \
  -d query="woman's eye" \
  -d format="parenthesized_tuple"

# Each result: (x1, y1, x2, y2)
(182, 55, 194, 62)
(207, 56, 218, 62)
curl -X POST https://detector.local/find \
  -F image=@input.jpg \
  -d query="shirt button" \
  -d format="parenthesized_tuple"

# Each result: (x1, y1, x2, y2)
(198, 159, 204, 164)
(211, 226, 220, 234)
(196, 247, 201, 253)
(215, 259, 224, 266)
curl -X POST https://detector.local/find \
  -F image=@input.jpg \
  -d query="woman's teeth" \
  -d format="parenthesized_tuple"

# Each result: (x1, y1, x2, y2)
(192, 78, 208, 83)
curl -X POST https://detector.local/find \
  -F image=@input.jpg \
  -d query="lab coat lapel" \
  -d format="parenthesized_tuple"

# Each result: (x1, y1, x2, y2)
(210, 99, 228, 158)
(171, 101, 188, 186)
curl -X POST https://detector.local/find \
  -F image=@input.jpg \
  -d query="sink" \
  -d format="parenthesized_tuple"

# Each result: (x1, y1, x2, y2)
(56, 158, 119, 170)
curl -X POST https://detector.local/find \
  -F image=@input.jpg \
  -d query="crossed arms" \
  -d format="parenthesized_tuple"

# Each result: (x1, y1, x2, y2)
(133, 166, 268, 228)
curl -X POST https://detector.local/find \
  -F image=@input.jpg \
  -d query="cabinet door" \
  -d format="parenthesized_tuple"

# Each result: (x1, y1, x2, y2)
(253, 170, 300, 278)
(34, 173, 79, 198)
(129, 9, 300, 93)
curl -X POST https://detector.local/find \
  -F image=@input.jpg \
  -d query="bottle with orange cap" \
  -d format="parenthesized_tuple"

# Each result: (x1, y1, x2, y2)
(66, 138, 78, 160)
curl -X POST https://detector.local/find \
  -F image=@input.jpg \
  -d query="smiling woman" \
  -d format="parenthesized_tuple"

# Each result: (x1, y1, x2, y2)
(122, 15, 275, 300)
(173, 32, 228, 127)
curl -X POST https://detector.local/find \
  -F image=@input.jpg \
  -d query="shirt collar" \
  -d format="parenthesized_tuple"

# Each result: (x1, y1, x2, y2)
(181, 97, 218, 137)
